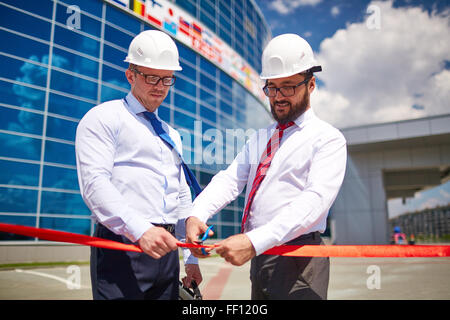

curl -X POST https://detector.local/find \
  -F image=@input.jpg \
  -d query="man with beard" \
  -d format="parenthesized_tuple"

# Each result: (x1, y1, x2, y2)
(76, 30, 202, 299)
(185, 34, 347, 300)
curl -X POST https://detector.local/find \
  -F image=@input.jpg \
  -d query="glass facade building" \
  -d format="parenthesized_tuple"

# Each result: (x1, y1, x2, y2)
(0, 0, 272, 241)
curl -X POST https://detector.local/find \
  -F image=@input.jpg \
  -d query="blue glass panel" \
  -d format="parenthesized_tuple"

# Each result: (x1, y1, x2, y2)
(220, 99, 233, 115)
(174, 110, 195, 131)
(179, 61, 195, 80)
(0, 80, 46, 111)
(100, 85, 126, 103)
(53, 25, 100, 58)
(174, 77, 196, 98)
(46, 116, 77, 142)
(219, 13, 231, 32)
(219, 1, 230, 18)
(200, 0, 215, 17)
(0, 107, 43, 136)
(236, 109, 246, 124)
(174, 93, 196, 115)
(42, 165, 79, 191)
(0, 132, 41, 161)
(0, 55, 48, 88)
(40, 191, 89, 215)
(0, 215, 36, 240)
(55, 3, 101, 38)
(50, 70, 98, 101)
(39, 216, 91, 235)
(199, 57, 216, 77)
(105, 4, 141, 35)
(59, 0, 103, 17)
(219, 70, 233, 89)
(102, 65, 129, 90)
(44, 140, 76, 166)
(104, 25, 134, 50)
(178, 43, 196, 65)
(48, 93, 95, 120)
(221, 209, 236, 222)
(0, 5, 51, 41)
(199, 171, 213, 186)
(1, 0, 53, 19)
(200, 89, 216, 109)
(0, 29, 49, 62)
(157, 105, 170, 123)
(219, 226, 240, 238)
(52, 47, 99, 79)
(200, 74, 216, 91)
(0, 187, 38, 213)
(200, 10, 215, 32)
(174, 0, 196, 17)
(0, 159, 39, 186)
(219, 28, 231, 47)
(103, 44, 127, 68)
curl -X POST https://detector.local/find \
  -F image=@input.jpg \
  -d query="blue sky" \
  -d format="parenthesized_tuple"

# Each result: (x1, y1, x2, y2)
(254, 0, 450, 217)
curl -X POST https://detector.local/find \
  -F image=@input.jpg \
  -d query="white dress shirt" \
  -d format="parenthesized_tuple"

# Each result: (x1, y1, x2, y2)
(75, 92, 196, 263)
(190, 108, 347, 255)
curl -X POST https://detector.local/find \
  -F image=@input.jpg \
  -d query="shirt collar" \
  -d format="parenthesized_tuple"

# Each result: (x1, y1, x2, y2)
(293, 107, 315, 129)
(125, 92, 151, 116)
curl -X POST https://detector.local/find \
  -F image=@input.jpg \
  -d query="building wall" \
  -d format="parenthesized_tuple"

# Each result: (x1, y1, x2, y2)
(0, 0, 272, 243)
(332, 135, 450, 244)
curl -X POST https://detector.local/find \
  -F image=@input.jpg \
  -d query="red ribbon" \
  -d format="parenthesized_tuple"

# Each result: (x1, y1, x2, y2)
(1, 223, 449, 258)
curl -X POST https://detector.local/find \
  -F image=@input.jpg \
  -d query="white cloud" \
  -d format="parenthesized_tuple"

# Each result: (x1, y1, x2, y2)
(439, 188, 450, 199)
(269, 0, 322, 15)
(311, 1, 450, 129)
(331, 5, 340, 17)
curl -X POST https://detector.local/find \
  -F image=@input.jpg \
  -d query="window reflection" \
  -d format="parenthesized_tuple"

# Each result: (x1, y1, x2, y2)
(40, 191, 90, 215)
(42, 165, 79, 190)
(0, 159, 39, 186)
(0, 187, 38, 213)
(0, 107, 43, 136)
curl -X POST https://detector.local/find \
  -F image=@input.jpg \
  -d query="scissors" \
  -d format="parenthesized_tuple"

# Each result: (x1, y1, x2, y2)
(199, 225, 214, 256)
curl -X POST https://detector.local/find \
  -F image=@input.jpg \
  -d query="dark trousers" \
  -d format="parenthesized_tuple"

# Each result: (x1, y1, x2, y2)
(250, 232, 329, 300)
(90, 224, 180, 300)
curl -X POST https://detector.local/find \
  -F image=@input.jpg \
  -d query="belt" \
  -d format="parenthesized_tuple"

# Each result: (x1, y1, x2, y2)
(287, 231, 321, 244)
(153, 223, 175, 234)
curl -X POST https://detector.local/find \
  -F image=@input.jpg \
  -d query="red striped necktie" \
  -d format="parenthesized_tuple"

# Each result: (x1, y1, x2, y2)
(241, 121, 295, 233)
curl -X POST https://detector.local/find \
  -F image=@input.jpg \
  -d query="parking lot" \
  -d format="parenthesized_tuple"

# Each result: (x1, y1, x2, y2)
(1, 255, 449, 300)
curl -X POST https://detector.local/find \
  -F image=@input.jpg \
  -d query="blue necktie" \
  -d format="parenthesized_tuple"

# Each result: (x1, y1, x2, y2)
(143, 111, 202, 198)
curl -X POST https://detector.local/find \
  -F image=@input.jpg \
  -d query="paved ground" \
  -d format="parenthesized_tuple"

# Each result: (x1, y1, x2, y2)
(1, 254, 449, 300)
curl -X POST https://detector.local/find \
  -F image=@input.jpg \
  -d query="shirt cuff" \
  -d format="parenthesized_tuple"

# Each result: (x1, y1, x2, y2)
(245, 225, 279, 256)
(183, 248, 198, 264)
(123, 214, 153, 243)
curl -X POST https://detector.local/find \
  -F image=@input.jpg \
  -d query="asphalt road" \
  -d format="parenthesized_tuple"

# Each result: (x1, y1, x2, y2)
(1, 255, 449, 300)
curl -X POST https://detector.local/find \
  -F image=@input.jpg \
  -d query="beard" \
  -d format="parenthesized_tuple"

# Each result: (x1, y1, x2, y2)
(270, 89, 310, 125)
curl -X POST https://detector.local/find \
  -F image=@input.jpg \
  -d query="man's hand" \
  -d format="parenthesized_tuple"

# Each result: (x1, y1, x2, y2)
(182, 263, 202, 288)
(185, 216, 214, 258)
(215, 234, 256, 266)
(138, 226, 178, 259)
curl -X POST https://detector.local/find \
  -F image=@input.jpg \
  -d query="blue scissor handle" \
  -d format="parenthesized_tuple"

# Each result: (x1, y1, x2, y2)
(200, 225, 214, 256)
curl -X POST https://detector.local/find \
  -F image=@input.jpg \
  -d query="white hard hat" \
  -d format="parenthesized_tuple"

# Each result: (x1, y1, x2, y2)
(260, 33, 321, 79)
(124, 30, 182, 71)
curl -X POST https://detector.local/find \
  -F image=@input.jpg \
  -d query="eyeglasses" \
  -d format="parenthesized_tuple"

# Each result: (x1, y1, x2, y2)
(131, 68, 176, 86)
(263, 77, 311, 97)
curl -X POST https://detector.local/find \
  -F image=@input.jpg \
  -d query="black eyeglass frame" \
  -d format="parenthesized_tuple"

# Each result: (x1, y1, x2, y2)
(130, 67, 176, 86)
(263, 76, 312, 98)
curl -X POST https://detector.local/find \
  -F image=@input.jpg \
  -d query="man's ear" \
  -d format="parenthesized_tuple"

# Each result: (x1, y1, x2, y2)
(125, 69, 135, 86)
(308, 76, 316, 94)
